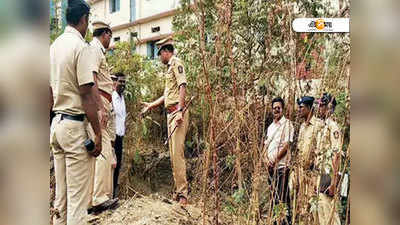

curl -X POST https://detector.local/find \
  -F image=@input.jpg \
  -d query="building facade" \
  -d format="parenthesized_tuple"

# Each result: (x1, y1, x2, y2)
(88, 0, 180, 58)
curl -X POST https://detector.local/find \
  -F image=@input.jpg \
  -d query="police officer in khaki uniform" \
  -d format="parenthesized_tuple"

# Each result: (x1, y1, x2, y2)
(289, 96, 323, 225)
(141, 37, 189, 205)
(86, 20, 119, 214)
(315, 93, 342, 225)
(50, 1, 102, 224)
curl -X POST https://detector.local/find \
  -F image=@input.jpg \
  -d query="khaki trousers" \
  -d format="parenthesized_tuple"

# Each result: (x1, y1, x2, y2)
(92, 96, 114, 206)
(318, 193, 341, 225)
(289, 168, 319, 225)
(167, 111, 189, 199)
(51, 114, 92, 225)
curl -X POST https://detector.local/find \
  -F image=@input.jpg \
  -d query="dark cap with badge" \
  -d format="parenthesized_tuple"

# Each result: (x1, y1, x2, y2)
(297, 96, 315, 108)
(319, 93, 337, 107)
(156, 37, 174, 56)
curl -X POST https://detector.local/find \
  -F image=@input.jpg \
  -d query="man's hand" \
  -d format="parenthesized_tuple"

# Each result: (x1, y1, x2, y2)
(111, 147, 117, 169)
(140, 102, 152, 116)
(267, 159, 276, 168)
(91, 134, 102, 157)
(175, 111, 183, 126)
(327, 184, 335, 197)
(111, 155, 117, 169)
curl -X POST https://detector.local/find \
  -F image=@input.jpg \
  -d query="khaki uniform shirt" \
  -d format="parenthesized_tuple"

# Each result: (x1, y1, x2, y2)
(50, 26, 95, 115)
(90, 38, 113, 95)
(316, 117, 342, 174)
(164, 56, 187, 108)
(297, 115, 324, 168)
(90, 37, 116, 139)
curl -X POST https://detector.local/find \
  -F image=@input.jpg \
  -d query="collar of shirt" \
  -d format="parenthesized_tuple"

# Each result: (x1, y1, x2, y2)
(113, 91, 123, 99)
(303, 115, 317, 127)
(92, 37, 106, 55)
(310, 115, 319, 125)
(326, 116, 336, 124)
(167, 56, 176, 67)
(274, 116, 286, 126)
(64, 26, 85, 42)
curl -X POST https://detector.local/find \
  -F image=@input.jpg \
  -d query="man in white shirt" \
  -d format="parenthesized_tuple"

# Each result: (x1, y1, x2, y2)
(264, 97, 294, 225)
(112, 72, 126, 198)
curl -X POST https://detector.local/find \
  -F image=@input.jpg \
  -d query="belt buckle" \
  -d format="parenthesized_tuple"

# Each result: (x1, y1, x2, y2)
(168, 104, 178, 114)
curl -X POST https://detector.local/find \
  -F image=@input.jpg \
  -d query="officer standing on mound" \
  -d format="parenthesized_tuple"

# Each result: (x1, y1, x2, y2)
(141, 37, 190, 206)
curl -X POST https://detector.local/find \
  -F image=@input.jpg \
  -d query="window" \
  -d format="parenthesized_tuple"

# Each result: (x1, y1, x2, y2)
(151, 26, 160, 33)
(110, 0, 120, 13)
(146, 40, 160, 59)
(114, 37, 120, 42)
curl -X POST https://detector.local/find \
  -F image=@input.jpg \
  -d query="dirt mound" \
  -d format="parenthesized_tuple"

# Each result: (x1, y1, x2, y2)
(89, 194, 203, 225)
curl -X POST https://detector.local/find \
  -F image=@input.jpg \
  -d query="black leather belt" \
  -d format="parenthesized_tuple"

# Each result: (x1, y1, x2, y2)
(60, 114, 85, 122)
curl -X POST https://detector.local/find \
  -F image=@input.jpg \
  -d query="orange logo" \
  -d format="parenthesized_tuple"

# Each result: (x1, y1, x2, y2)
(315, 19, 325, 30)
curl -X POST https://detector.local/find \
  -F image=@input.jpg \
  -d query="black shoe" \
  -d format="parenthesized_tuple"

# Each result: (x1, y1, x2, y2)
(89, 198, 119, 215)
(87, 207, 93, 215)
(104, 198, 119, 210)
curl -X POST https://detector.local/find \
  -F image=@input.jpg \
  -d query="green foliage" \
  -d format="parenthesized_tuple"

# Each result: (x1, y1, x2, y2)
(107, 42, 164, 103)
(50, 0, 62, 44)
(224, 202, 237, 215)
(226, 155, 236, 169)
(272, 203, 289, 221)
(223, 188, 247, 217)
(232, 188, 245, 204)
(134, 149, 144, 165)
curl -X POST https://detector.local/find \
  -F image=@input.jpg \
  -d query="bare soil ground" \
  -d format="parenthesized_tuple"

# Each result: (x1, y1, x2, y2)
(88, 194, 204, 225)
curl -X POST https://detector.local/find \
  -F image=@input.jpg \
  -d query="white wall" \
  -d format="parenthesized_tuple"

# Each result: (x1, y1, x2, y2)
(90, 0, 180, 26)
(108, 0, 131, 26)
(138, 16, 173, 39)
(110, 16, 173, 53)
(136, 43, 147, 56)
(112, 28, 132, 42)
(90, 0, 131, 27)
(138, 0, 179, 19)
(89, 0, 107, 23)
